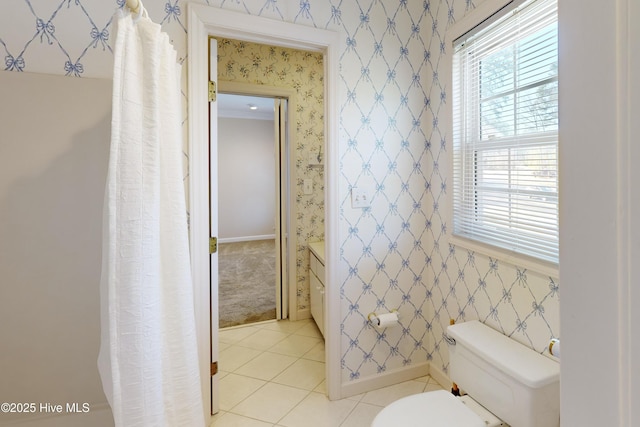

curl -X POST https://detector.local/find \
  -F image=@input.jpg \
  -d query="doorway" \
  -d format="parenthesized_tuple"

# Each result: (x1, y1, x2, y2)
(187, 6, 341, 418)
(217, 93, 288, 328)
(209, 78, 298, 415)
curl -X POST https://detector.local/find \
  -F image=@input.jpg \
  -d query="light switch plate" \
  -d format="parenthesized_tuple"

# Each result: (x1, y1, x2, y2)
(351, 187, 370, 208)
(304, 178, 313, 195)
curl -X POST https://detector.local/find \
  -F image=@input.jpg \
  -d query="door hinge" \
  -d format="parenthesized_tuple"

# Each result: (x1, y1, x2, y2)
(209, 236, 218, 254)
(211, 361, 218, 376)
(208, 80, 216, 102)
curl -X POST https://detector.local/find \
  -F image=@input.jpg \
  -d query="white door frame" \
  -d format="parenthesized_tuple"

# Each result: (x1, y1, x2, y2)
(187, 4, 342, 419)
(274, 96, 290, 321)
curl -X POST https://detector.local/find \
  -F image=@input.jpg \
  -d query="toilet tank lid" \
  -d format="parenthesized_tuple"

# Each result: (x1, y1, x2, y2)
(448, 321, 559, 388)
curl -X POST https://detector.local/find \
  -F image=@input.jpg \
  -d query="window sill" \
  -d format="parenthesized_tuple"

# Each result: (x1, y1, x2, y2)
(449, 234, 559, 279)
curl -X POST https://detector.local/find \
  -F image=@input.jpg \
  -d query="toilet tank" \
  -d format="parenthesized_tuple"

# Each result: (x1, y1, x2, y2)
(447, 321, 560, 427)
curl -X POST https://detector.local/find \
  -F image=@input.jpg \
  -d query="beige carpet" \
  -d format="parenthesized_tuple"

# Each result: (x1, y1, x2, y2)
(218, 239, 276, 328)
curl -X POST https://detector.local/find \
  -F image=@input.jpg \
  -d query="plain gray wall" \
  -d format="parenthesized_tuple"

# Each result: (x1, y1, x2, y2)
(0, 71, 114, 426)
(218, 117, 276, 241)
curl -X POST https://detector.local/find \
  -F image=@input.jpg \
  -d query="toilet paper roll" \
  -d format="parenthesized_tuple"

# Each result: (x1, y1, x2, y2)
(549, 338, 560, 358)
(374, 312, 399, 329)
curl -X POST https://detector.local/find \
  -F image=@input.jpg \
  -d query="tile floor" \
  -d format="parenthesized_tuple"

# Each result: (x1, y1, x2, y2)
(212, 319, 445, 427)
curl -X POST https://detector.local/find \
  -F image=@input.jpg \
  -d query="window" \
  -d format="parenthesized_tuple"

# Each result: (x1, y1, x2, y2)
(452, 0, 558, 265)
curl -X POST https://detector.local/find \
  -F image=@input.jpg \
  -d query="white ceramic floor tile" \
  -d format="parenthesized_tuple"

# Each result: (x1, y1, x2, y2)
(211, 411, 274, 427)
(219, 344, 263, 373)
(219, 373, 266, 411)
(425, 377, 446, 392)
(230, 382, 310, 423)
(313, 379, 326, 394)
(360, 380, 427, 407)
(272, 358, 325, 390)
(269, 333, 322, 358)
(260, 319, 311, 334)
(295, 321, 323, 338)
(344, 392, 365, 402)
(210, 410, 227, 426)
(301, 341, 325, 362)
(236, 328, 290, 350)
(219, 325, 261, 344)
(278, 391, 358, 427)
(340, 401, 384, 427)
(235, 351, 298, 381)
(215, 323, 450, 427)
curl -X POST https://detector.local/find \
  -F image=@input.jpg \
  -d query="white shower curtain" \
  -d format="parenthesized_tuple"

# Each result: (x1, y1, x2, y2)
(98, 7, 205, 427)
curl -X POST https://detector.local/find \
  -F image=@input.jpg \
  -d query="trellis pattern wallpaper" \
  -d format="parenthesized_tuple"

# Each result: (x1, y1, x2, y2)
(1, 0, 559, 388)
(216, 37, 325, 313)
(421, 0, 559, 377)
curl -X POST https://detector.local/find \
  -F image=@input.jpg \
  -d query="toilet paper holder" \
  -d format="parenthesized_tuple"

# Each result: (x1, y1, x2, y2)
(367, 310, 399, 328)
(549, 338, 560, 358)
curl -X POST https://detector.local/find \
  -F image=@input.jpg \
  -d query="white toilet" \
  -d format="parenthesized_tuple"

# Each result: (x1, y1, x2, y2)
(372, 320, 560, 427)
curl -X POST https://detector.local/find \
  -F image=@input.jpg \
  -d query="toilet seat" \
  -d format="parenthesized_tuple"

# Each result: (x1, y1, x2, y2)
(371, 390, 486, 427)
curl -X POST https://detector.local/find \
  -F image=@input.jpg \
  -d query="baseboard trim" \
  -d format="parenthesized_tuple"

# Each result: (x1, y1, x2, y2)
(293, 308, 310, 322)
(218, 235, 275, 244)
(339, 361, 430, 399)
(428, 362, 451, 390)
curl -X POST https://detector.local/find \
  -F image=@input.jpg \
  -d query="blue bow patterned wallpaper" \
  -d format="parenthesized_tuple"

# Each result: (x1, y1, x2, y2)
(1, 0, 559, 387)
(415, 0, 559, 379)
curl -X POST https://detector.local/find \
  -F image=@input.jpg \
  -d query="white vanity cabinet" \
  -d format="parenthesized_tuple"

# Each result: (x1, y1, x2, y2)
(308, 241, 325, 337)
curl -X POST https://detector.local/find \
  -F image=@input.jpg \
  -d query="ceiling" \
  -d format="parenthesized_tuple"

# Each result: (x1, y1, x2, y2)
(217, 93, 275, 121)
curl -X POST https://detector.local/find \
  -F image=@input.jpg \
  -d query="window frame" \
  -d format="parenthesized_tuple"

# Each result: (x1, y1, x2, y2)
(446, 0, 559, 277)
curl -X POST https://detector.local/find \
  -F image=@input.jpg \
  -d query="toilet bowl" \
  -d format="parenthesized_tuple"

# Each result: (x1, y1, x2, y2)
(371, 390, 504, 427)
(370, 321, 560, 427)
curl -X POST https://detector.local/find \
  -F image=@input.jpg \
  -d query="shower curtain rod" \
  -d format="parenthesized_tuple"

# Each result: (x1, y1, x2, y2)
(125, 0, 141, 14)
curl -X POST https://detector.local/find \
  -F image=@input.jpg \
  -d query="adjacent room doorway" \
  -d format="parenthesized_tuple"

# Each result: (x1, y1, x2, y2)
(216, 92, 290, 328)
(187, 7, 340, 417)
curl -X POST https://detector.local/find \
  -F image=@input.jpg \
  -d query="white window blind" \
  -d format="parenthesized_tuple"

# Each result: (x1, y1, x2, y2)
(452, 0, 558, 264)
